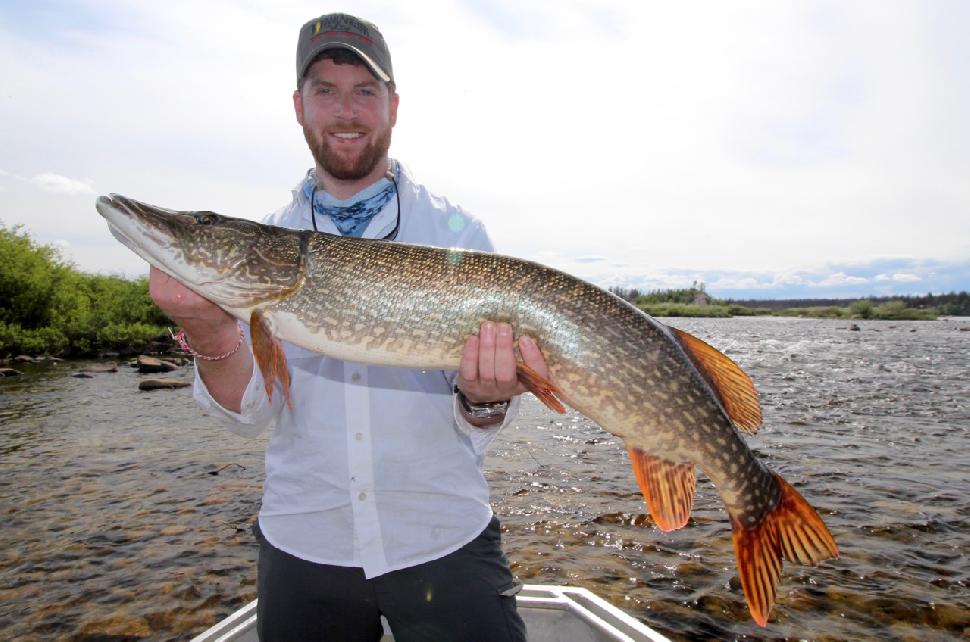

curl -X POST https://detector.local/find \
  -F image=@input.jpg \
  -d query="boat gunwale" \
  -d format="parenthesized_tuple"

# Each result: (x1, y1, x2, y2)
(189, 584, 670, 642)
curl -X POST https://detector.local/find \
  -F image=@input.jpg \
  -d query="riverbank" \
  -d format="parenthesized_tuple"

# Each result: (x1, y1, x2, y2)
(634, 298, 941, 320)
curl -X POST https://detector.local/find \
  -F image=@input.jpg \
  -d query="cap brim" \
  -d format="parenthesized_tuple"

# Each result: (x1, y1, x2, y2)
(302, 42, 391, 83)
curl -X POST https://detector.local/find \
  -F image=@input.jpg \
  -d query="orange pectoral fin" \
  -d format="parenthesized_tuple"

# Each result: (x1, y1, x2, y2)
(250, 309, 292, 410)
(516, 361, 566, 414)
(730, 473, 839, 627)
(627, 447, 697, 531)
(670, 326, 762, 434)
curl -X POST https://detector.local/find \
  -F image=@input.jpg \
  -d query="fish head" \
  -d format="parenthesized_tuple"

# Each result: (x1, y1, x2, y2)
(96, 193, 305, 309)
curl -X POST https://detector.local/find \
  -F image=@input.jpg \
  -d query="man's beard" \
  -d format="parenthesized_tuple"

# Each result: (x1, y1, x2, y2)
(304, 123, 392, 181)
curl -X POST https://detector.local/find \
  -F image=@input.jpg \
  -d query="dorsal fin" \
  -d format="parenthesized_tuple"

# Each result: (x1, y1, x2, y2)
(627, 447, 696, 531)
(670, 327, 762, 434)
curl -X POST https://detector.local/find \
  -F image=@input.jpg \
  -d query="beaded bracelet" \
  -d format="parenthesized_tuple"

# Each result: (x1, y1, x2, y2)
(170, 323, 245, 361)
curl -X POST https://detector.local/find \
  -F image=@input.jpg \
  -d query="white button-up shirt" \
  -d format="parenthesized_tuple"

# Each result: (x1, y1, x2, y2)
(193, 163, 520, 578)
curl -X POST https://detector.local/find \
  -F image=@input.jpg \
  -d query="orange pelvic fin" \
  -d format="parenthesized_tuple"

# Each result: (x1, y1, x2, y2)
(627, 447, 696, 531)
(731, 473, 839, 627)
(516, 361, 566, 414)
(250, 309, 292, 410)
(670, 326, 762, 434)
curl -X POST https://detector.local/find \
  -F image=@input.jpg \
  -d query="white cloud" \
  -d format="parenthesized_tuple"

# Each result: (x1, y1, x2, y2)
(815, 273, 870, 287)
(876, 273, 921, 283)
(708, 276, 768, 291)
(30, 173, 96, 196)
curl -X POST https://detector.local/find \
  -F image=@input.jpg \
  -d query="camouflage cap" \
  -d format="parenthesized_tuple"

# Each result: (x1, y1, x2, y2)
(296, 13, 393, 85)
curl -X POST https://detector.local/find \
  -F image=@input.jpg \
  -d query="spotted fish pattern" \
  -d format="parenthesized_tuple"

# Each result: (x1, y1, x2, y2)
(96, 193, 839, 627)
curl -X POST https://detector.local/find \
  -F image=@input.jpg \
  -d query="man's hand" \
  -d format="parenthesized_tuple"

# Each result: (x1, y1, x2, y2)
(149, 266, 253, 412)
(149, 266, 239, 355)
(456, 321, 548, 404)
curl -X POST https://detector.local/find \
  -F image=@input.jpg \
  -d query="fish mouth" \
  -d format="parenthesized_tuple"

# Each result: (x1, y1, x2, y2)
(95, 194, 192, 280)
(96, 193, 305, 310)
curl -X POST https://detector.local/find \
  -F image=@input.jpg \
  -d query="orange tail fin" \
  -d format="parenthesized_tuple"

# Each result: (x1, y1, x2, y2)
(250, 309, 292, 410)
(516, 361, 566, 414)
(731, 474, 839, 627)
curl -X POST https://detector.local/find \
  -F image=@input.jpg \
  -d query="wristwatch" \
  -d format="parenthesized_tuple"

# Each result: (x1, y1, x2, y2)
(456, 389, 510, 420)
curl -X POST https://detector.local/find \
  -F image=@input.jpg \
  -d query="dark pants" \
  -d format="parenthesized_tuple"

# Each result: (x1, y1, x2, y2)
(253, 517, 526, 642)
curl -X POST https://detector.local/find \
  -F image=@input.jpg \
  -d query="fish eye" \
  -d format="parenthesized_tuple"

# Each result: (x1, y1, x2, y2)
(194, 213, 217, 225)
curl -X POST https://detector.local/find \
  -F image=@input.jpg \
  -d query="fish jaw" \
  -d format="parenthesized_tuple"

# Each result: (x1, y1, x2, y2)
(96, 194, 308, 310)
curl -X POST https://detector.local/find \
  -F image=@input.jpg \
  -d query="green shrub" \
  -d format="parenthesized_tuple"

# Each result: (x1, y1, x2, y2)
(638, 302, 732, 317)
(1, 222, 171, 356)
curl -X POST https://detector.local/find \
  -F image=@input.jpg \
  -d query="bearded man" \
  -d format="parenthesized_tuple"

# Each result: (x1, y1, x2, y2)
(148, 12, 545, 642)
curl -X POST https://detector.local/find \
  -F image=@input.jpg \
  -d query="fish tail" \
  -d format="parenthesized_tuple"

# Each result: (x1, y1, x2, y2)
(731, 473, 838, 627)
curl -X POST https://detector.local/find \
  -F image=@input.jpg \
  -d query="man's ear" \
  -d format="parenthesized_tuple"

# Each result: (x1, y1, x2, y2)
(293, 89, 304, 126)
(389, 91, 400, 127)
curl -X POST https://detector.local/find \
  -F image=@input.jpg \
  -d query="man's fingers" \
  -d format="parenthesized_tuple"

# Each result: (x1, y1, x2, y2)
(493, 323, 517, 384)
(459, 334, 480, 383)
(518, 335, 548, 378)
(477, 321, 497, 382)
(458, 323, 551, 405)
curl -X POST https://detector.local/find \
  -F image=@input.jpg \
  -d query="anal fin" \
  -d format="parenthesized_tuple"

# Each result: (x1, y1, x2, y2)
(516, 361, 566, 414)
(627, 447, 696, 531)
(250, 309, 292, 410)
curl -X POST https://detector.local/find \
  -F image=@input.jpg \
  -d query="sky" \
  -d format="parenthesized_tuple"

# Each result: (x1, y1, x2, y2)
(1, 0, 968, 300)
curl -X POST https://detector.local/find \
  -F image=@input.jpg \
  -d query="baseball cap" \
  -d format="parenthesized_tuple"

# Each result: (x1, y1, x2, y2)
(296, 13, 394, 85)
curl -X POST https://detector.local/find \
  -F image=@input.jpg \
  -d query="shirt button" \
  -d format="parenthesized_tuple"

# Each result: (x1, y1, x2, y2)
(358, 491, 367, 501)
(351, 372, 361, 382)
(355, 432, 364, 441)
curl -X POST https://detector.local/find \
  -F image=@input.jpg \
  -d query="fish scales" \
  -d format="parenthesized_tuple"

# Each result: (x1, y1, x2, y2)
(96, 193, 838, 627)
(229, 225, 783, 522)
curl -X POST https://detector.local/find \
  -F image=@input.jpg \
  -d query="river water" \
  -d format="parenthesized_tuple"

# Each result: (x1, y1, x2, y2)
(1, 317, 968, 641)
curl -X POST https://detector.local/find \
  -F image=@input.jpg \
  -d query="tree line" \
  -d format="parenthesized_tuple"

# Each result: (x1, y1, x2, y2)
(1, 222, 170, 357)
(609, 282, 967, 319)
(725, 292, 970, 316)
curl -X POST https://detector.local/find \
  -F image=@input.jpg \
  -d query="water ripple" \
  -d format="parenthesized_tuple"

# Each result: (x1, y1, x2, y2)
(2, 318, 969, 640)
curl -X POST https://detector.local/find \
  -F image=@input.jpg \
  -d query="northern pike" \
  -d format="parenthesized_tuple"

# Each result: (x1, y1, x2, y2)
(96, 193, 838, 626)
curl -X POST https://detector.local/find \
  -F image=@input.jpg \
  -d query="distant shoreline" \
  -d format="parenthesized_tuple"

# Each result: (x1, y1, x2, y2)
(637, 302, 939, 321)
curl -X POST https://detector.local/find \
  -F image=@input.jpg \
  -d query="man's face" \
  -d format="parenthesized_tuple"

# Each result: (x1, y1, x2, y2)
(294, 57, 399, 183)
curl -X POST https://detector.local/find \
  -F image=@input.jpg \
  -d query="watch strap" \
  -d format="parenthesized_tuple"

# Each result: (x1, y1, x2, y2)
(455, 388, 510, 419)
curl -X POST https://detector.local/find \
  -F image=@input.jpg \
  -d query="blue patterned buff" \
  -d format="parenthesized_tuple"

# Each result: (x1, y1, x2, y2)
(302, 162, 400, 237)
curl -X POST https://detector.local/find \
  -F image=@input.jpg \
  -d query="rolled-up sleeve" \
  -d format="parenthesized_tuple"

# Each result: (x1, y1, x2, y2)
(192, 329, 282, 437)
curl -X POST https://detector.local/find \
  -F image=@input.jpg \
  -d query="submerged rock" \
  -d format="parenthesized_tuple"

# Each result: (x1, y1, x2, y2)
(0, 367, 23, 377)
(136, 355, 179, 373)
(80, 364, 119, 374)
(139, 378, 191, 390)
